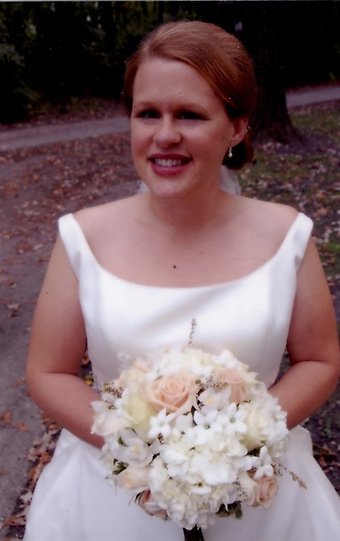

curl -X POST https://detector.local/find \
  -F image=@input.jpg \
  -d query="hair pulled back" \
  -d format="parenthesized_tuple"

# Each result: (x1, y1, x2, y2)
(122, 21, 257, 169)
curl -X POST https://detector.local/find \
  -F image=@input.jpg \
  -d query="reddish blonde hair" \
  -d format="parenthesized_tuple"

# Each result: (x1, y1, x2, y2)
(122, 21, 257, 169)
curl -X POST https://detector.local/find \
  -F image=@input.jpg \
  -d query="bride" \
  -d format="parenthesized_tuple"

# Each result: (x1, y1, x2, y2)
(24, 21, 339, 540)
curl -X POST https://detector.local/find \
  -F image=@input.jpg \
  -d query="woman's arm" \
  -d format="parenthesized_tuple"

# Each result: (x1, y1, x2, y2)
(269, 237, 340, 429)
(26, 235, 104, 448)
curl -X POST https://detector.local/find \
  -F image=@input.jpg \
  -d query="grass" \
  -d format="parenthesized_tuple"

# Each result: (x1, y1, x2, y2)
(239, 103, 340, 283)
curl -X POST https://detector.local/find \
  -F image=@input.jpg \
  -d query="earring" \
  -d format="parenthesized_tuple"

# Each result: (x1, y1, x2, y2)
(228, 146, 233, 159)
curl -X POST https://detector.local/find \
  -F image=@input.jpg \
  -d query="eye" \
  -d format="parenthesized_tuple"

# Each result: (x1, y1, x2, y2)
(177, 110, 206, 121)
(135, 108, 159, 119)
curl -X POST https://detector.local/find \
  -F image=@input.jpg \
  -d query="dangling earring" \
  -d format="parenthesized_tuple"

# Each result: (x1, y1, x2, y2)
(228, 146, 233, 159)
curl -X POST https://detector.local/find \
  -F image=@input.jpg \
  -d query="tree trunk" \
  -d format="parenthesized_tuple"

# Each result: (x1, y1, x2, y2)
(238, 6, 302, 144)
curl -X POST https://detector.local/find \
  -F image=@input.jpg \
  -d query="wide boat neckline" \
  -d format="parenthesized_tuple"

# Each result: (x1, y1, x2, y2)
(67, 212, 304, 292)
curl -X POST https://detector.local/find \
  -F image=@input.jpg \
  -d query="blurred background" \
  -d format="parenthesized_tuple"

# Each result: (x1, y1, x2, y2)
(1, 0, 340, 140)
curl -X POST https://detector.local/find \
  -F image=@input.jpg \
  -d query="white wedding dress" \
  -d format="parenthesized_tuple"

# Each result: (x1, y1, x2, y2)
(24, 211, 340, 541)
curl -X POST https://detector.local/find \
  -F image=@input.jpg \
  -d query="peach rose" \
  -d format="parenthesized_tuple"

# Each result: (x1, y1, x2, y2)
(147, 371, 198, 414)
(213, 367, 247, 403)
(254, 476, 278, 508)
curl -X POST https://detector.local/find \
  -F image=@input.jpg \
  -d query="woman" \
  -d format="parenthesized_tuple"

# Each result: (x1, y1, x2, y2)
(24, 21, 340, 540)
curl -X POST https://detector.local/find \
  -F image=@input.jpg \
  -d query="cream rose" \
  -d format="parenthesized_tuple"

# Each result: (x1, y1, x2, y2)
(147, 371, 198, 414)
(254, 476, 278, 508)
(213, 366, 247, 403)
(241, 403, 269, 450)
(118, 364, 156, 438)
(124, 392, 156, 439)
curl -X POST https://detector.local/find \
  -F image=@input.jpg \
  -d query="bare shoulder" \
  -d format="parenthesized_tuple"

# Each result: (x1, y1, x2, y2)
(237, 196, 301, 241)
(72, 193, 144, 236)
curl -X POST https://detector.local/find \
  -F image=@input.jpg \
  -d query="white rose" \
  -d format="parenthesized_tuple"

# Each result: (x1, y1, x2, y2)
(241, 402, 270, 449)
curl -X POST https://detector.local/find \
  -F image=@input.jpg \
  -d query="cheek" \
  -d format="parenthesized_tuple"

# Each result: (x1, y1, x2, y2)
(130, 120, 149, 148)
(130, 130, 147, 169)
(130, 129, 152, 179)
(199, 136, 228, 165)
(130, 127, 141, 154)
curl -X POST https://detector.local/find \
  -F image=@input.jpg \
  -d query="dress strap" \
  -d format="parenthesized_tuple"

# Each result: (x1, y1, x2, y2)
(281, 213, 313, 271)
(58, 213, 94, 278)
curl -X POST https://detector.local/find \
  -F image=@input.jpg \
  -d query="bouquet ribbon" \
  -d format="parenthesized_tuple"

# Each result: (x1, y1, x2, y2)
(183, 526, 205, 540)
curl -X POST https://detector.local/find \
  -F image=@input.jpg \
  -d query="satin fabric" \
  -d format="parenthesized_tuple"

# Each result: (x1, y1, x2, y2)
(24, 212, 340, 540)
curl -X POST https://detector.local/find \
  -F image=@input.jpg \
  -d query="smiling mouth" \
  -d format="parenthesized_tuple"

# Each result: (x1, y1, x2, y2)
(152, 157, 190, 167)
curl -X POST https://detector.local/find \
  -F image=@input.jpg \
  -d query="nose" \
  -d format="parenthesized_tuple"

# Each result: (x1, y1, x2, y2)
(153, 116, 181, 147)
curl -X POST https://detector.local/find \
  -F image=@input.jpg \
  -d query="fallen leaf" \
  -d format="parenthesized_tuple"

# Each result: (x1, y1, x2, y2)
(0, 410, 13, 425)
(14, 422, 29, 432)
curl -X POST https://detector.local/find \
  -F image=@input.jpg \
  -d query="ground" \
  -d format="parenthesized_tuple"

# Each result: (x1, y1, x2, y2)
(0, 99, 339, 539)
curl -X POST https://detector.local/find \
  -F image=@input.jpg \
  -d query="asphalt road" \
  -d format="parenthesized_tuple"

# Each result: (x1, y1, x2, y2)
(0, 84, 339, 152)
(0, 85, 339, 536)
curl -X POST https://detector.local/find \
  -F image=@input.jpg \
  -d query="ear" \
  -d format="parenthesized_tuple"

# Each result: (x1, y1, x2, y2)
(230, 116, 248, 147)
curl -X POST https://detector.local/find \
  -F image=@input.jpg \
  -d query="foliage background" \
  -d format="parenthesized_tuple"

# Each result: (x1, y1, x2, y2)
(1, 0, 340, 123)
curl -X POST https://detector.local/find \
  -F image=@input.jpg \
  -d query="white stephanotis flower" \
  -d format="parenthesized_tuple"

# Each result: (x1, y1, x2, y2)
(253, 446, 274, 479)
(198, 385, 232, 411)
(219, 402, 248, 437)
(148, 409, 176, 440)
(190, 409, 224, 444)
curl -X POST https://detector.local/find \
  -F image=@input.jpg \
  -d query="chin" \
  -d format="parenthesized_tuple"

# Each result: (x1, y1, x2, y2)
(147, 179, 198, 200)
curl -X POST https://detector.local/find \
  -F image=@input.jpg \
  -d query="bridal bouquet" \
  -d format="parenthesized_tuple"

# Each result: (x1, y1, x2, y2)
(92, 346, 289, 540)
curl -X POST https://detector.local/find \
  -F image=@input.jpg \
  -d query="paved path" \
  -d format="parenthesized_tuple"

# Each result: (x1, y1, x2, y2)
(286, 84, 340, 108)
(0, 115, 130, 152)
(0, 85, 339, 152)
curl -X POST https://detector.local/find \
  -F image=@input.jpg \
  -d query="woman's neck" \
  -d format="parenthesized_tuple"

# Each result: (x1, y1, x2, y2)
(145, 188, 232, 235)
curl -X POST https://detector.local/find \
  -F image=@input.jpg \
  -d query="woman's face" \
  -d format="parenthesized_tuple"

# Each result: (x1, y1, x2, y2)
(130, 58, 246, 200)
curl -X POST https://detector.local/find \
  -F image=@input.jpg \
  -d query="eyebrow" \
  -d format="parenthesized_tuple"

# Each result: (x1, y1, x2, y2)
(132, 100, 210, 113)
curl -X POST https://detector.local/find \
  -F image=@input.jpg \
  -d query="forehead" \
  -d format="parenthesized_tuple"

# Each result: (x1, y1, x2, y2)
(132, 58, 220, 106)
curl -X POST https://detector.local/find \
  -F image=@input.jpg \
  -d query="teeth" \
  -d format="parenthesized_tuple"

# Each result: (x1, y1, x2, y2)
(154, 158, 184, 167)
